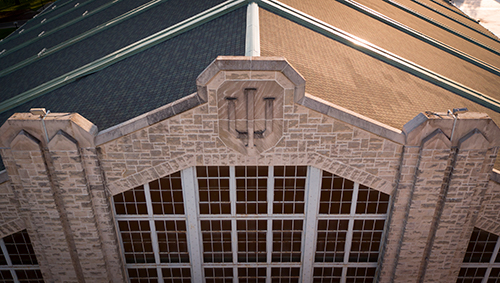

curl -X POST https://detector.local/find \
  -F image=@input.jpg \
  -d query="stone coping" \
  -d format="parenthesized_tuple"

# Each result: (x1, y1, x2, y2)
(492, 169, 500, 184)
(95, 92, 203, 146)
(0, 170, 7, 184)
(298, 93, 406, 144)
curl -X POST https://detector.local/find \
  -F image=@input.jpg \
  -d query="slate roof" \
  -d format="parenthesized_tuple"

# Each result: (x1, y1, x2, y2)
(1, 0, 500, 171)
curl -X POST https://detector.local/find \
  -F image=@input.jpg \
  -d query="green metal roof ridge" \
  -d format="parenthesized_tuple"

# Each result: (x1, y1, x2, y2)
(1, 0, 101, 46)
(428, 0, 478, 22)
(384, 0, 500, 57)
(339, 0, 500, 76)
(410, 0, 500, 43)
(0, 0, 122, 58)
(0, 0, 248, 114)
(256, 0, 500, 113)
(0, 0, 167, 78)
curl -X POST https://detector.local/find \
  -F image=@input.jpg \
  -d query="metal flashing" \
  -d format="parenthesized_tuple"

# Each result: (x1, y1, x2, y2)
(410, 0, 500, 42)
(0, 0, 247, 115)
(0, 0, 166, 78)
(429, 0, 477, 22)
(340, 0, 500, 76)
(384, 0, 500, 57)
(0, 0, 122, 59)
(256, 0, 500, 113)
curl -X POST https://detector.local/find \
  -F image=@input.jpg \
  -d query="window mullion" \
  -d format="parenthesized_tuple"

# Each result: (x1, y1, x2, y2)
(300, 166, 321, 282)
(229, 166, 238, 283)
(143, 182, 163, 283)
(267, 166, 274, 283)
(482, 236, 500, 283)
(181, 167, 203, 282)
(342, 182, 360, 282)
(0, 238, 19, 283)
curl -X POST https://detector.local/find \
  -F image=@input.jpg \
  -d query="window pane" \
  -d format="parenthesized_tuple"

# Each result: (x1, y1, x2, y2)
(274, 166, 306, 214)
(272, 220, 303, 262)
(319, 172, 353, 214)
(3, 230, 38, 265)
(156, 220, 189, 263)
(113, 185, 148, 215)
(197, 166, 231, 214)
(118, 220, 155, 264)
(201, 220, 232, 263)
(345, 267, 376, 283)
(204, 268, 233, 283)
(162, 268, 191, 283)
(236, 166, 268, 214)
(464, 228, 498, 263)
(315, 220, 349, 262)
(456, 267, 486, 283)
(237, 220, 267, 263)
(349, 220, 384, 263)
(238, 267, 266, 283)
(355, 185, 389, 214)
(150, 172, 184, 215)
(270, 267, 300, 283)
(313, 267, 342, 283)
(127, 268, 158, 283)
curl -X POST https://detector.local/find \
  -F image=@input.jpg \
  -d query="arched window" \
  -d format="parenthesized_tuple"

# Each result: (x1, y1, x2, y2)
(113, 166, 390, 282)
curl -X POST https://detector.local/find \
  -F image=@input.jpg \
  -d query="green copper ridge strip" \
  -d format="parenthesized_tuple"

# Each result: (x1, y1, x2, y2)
(384, 0, 500, 57)
(339, 0, 500, 76)
(0, 0, 247, 114)
(0, 0, 123, 59)
(256, 0, 500, 113)
(1, 0, 99, 45)
(0, 0, 167, 78)
(428, 0, 478, 23)
(410, 0, 500, 43)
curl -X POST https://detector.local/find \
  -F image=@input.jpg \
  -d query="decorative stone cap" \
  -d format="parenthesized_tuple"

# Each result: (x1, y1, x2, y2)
(197, 56, 305, 103)
(0, 112, 98, 148)
(403, 111, 500, 148)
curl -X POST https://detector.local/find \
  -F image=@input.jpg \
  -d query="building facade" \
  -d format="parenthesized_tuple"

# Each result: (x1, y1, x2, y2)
(1, 0, 500, 282)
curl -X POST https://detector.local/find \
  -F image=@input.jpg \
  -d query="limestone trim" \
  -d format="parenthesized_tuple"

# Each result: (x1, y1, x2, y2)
(475, 215, 500, 237)
(0, 170, 7, 184)
(95, 92, 203, 145)
(0, 218, 26, 239)
(106, 152, 393, 197)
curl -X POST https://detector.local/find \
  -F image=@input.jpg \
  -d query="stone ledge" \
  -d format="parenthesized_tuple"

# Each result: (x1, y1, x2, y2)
(95, 93, 202, 146)
(492, 169, 500, 184)
(0, 170, 8, 184)
(297, 93, 405, 144)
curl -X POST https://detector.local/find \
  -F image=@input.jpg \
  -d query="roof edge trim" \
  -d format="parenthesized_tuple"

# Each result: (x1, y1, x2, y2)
(257, 0, 500, 113)
(95, 92, 203, 146)
(0, 0, 167, 77)
(298, 93, 406, 144)
(0, 0, 122, 58)
(340, 0, 500, 76)
(410, 0, 500, 41)
(0, 0, 247, 115)
(430, 0, 477, 22)
(385, 0, 500, 56)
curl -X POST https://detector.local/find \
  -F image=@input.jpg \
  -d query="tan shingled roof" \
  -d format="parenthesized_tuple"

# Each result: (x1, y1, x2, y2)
(275, 0, 500, 100)
(260, 8, 500, 130)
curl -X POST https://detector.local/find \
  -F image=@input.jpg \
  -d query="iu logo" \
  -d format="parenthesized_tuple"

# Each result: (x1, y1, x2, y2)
(217, 81, 284, 155)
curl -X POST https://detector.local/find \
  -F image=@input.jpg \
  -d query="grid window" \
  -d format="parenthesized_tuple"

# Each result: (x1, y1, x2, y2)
(3, 230, 38, 265)
(15, 270, 44, 283)
(204, 267, 233, 283)
(488, 268, 500, 283)
(349, 220, 385, 263)
(273, 166, 306, 214)
(272, 220, 303, 262)
(355, 185, 390, 214)
(237, 220, 267, 262)
(315, 220, 349, 262)
(156, 220, 189, 263)
(345, 267, 376, 283)
(149, 172, 184, 215)
(127, 268, 158, 283)
(162, 268, 191, 283)
(197, 166, 231, 214)
(270, 267, 300, 283)
(238, 267, 266, 283)
(114, 185, 148, 215)
(0, 270, 13, 282)
(313, 267, 342, 282)
(236, 166, 268, 214)
(456, 267, 487, 283)
(0, 248, 6, 265)
(118, 221, 155, 264)
(319, 172, 353, 214)
(201, 220, 232, 263)
(464, 228, 499, 263)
